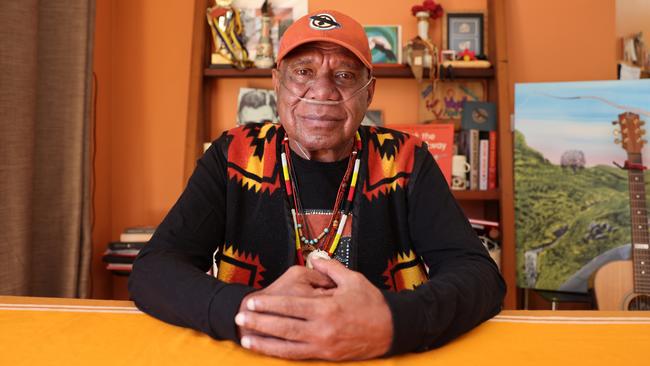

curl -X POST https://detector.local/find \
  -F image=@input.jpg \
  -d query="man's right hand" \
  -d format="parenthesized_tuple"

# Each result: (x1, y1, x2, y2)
(236, 265, 335, 339)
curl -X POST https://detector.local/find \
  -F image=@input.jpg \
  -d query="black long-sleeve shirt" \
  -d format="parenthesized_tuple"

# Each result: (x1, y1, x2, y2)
(129, 124, 505, 356)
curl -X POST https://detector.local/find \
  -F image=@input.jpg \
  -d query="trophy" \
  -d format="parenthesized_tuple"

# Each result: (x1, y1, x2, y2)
(206, 0, 251, 69)
(254, 0, 274, 69)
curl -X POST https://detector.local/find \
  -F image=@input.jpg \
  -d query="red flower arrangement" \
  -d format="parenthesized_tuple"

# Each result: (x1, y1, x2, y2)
(411, 0, 444, 19)
(458, 48, 476, 61)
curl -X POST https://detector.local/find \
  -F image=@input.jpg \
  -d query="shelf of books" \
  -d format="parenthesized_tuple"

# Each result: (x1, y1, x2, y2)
(102, 226, 155, 276)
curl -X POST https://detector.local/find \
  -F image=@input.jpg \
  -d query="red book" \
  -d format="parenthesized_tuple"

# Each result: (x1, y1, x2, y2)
(393, 124, 455, 185)
(488, 130, 497, 189)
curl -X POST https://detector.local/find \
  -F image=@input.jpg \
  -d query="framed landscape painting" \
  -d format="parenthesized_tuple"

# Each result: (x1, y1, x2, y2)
(514, 79, 650, 293)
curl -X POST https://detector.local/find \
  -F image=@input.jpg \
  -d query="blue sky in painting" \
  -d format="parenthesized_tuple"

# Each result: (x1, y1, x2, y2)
(515, 80, 650, 167)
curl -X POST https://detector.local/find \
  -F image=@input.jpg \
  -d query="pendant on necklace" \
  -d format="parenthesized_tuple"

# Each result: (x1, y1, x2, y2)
(305, 249, 331, 269)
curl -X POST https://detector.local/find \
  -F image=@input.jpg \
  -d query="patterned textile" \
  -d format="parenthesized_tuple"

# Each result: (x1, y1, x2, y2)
(216, 123, 428, 291)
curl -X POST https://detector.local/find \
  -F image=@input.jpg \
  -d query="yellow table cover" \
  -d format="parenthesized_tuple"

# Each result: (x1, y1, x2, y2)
(1, 296, 648, 365)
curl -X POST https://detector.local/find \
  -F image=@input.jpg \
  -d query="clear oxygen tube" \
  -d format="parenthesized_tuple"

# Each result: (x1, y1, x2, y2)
(279, 76, 375, 106)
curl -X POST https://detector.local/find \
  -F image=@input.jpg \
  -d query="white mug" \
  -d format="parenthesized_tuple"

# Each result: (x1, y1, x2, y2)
(452, 155, 471, 176)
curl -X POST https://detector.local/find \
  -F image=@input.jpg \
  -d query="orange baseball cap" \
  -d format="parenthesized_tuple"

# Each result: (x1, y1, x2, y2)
(276, 10, 373, 71)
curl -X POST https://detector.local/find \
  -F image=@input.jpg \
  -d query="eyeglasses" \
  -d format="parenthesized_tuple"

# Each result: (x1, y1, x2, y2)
(278, 70, 374, 106)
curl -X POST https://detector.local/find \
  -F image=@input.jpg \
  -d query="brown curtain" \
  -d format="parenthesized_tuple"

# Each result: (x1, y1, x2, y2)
(0, 1, 95, 297)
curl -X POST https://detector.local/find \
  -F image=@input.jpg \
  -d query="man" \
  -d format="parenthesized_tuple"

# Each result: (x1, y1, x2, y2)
(129, 9, 505, 361)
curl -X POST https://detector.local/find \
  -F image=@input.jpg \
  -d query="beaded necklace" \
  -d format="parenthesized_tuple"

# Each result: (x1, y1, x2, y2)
(280, 132, 362, 266)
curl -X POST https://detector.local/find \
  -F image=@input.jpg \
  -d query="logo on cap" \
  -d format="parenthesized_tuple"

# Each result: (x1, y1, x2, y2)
(309, 14, 341, 31)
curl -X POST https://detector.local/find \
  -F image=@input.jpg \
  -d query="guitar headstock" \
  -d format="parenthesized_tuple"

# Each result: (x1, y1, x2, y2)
(613, 112, 647, 153)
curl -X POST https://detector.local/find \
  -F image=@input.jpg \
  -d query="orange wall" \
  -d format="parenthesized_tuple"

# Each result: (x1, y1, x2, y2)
(93, 0, 618, 299)
(93, 0, 194, 299)
(507, 0, 616, 88)
(616, 0, 650, 60)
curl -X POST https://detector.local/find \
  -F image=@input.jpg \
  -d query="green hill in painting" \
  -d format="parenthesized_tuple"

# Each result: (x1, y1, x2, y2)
(514, 129, 649, 290)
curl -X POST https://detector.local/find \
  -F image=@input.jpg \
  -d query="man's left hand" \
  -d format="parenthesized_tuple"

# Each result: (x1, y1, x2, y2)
(234, 258, 393, 361)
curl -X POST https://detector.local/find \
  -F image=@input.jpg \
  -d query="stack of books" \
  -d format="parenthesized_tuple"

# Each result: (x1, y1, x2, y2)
(103, 226, 155, 275)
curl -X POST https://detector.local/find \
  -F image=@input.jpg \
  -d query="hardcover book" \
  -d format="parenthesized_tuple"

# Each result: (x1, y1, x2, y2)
(393, 124, 455, 185)
(488, 130, 497, 189)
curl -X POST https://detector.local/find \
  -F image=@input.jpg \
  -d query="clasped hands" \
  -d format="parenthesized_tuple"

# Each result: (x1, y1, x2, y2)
(235, 258, 393, 360)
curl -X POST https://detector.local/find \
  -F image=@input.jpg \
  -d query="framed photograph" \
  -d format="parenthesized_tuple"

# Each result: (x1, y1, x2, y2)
(440, 50, 456, 62)
(364, 25, 402, 64)
(236, 88, 278, 125)
(442, 11, 488, 57)
(361, 109, 384, 126)
(234, 0, 308, 61)
(461, 101, 497, 131)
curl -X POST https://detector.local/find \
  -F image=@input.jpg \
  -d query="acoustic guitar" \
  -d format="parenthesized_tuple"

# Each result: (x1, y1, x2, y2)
(594, 112, 650, 310)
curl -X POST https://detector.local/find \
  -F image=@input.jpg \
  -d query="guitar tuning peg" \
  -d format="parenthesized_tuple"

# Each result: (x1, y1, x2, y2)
(640, 129, 646, 136)
(613, 130, 620, 136)
(615, 138, 621, 144)
(612, 121, 618, 125)
(641, 121, 646, 126)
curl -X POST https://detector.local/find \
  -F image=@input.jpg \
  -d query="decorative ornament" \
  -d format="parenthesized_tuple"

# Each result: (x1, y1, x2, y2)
(306, 249, 331, 269)
(458, 48, 477, 61)
(253, 0, 274, 69)
(206, 0, 252, 69)
(411, 0, 444, 20)
(405, 1, 443, 84)
(410, 0, 443, 43)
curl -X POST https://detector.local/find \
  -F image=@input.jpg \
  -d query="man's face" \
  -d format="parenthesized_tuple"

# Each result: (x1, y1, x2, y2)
(272, 42, 375, 160)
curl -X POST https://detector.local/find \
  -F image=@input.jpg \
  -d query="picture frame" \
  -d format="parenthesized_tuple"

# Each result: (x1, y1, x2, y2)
(442, 10, 488, 57)
(236, 88, 278, 125)
(363, 25, 402, 64)
(361, 109, 384, 126)
(440, 50, 456, 62)
(234, 0, 308, 61)
(417, 80, 487, 126)
(461, 101, 497, 131)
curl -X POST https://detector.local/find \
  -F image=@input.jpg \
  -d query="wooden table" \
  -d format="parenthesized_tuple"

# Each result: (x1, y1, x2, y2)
(1, 296, 648, 365)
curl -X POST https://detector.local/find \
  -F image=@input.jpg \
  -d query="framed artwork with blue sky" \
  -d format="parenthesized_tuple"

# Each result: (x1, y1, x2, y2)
(514, 79, 650, 293)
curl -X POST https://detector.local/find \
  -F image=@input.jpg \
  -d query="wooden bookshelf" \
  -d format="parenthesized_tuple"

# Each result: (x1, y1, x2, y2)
(187, 0, 516, 309)
(452, 189, 501, 201)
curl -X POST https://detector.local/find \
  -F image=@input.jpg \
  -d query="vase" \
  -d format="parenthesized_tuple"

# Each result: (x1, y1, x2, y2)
(416, 11, 430, 41)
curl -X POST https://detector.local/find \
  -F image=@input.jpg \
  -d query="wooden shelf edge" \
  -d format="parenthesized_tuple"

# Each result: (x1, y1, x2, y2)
(204, 64, 494, 79)
(452, 189, 500, 201)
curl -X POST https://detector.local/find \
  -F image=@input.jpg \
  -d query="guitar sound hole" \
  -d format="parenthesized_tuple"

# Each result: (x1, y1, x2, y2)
(627, 295, 650, 310)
